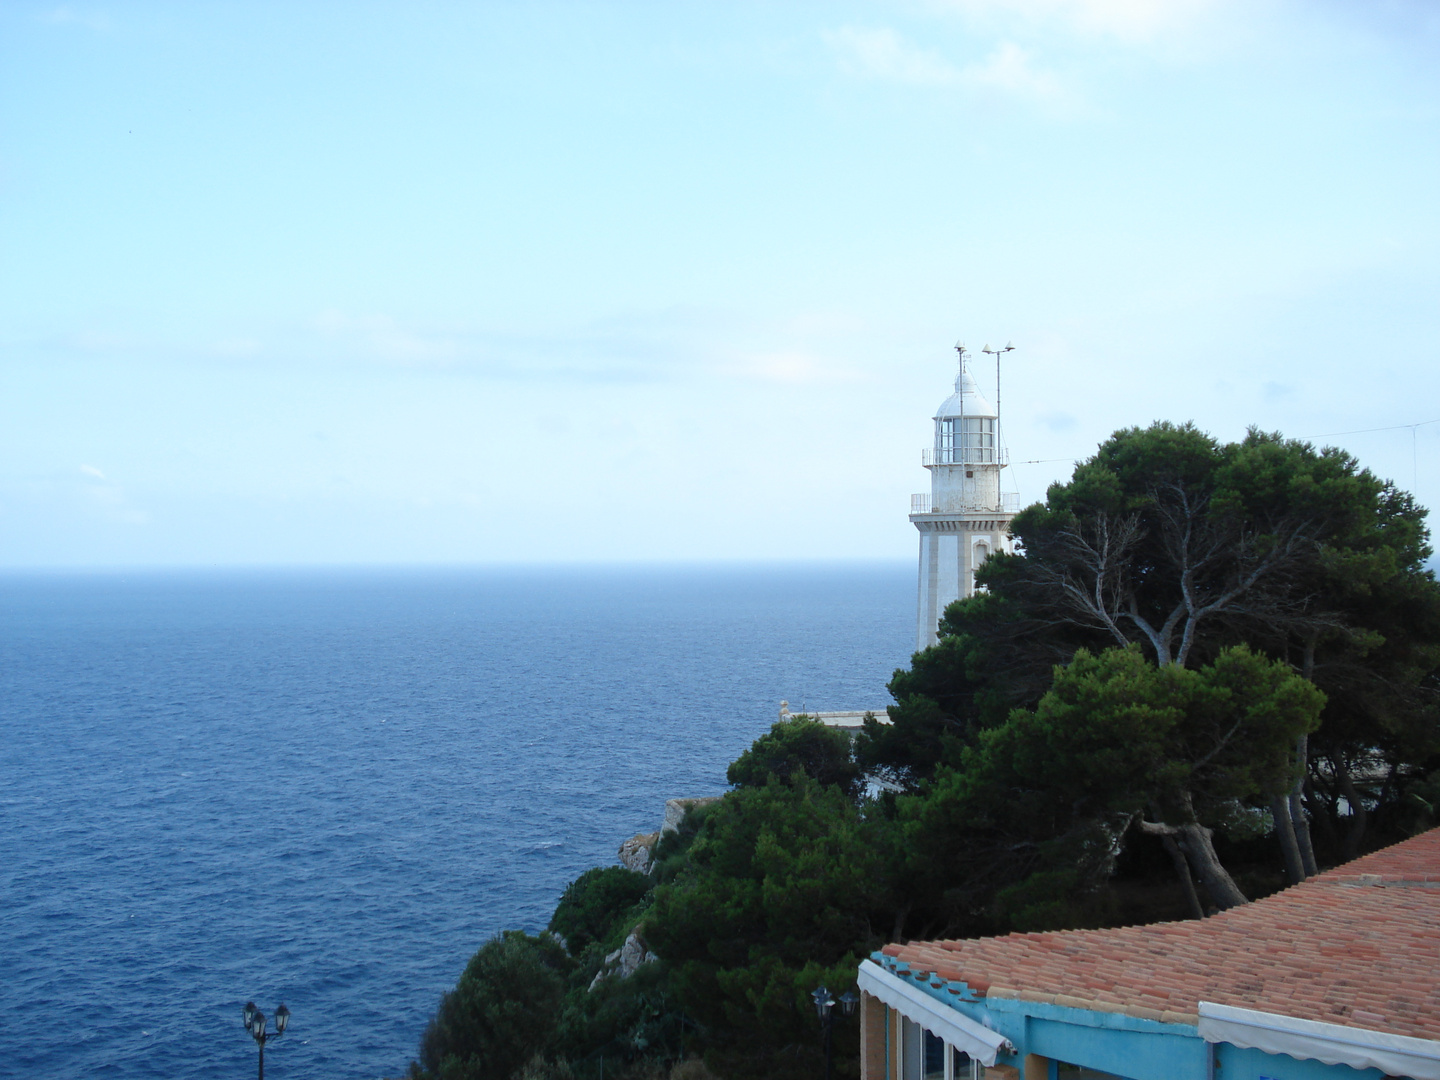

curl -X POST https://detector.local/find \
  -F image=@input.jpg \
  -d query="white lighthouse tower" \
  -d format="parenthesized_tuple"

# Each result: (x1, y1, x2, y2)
(910, 344, 1017, 650)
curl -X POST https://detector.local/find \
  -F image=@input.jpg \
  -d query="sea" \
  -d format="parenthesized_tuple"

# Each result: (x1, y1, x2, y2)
(0, 562, 913, 1079)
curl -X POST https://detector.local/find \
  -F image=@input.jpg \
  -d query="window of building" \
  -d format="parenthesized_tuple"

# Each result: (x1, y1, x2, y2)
(900, 1018, 980, 1080)
(950, 1045, 978, 1080)
(902, 1017, 925, 1080)
(924, 1030, 946, 1079)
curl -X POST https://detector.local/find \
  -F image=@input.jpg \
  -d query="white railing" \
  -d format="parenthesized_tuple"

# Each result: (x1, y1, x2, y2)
(910, 492, 1021, 515)
(922, 447, 1010, 467)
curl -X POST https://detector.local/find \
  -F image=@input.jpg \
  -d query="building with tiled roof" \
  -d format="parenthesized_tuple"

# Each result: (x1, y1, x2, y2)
(857, 828, 1440, 1080)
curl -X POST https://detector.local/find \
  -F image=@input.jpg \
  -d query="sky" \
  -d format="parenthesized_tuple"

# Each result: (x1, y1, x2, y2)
(2, 0, 1438, 567)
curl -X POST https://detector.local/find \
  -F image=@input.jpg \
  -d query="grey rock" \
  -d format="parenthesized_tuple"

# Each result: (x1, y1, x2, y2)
(661, 797, 720, 837)
(617, 831, 660, 875)
(586, 927, 656, 993)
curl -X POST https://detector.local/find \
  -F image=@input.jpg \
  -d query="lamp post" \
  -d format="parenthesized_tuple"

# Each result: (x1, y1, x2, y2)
(811, 985, 858, 1080)
(242, 1000, 290, 1080)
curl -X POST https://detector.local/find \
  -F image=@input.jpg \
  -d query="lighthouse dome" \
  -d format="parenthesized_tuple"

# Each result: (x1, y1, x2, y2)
(934, 364, 997, 420)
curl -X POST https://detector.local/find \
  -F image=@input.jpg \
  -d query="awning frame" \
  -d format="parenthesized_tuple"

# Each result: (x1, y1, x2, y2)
(1198, 1001, 1440, 1080)
(857, 960, 1011, 1067)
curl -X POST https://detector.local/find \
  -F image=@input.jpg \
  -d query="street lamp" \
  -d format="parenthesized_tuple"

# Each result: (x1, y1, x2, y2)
(243, 1000, 291, 1080)
(811, 985, 858, 1080)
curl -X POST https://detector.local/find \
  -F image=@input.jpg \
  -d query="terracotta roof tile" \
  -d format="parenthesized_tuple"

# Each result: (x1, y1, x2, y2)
(885, 828, 1440, 1041)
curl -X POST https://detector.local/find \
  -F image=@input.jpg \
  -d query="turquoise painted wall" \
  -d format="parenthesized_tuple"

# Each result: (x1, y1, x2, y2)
(1026, 1015, 1209, 1080)
(1214, 1043, 1388, 1080)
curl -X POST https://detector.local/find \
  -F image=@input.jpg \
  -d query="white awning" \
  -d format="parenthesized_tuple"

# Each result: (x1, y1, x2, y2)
(857, 960, 1010, 1066)
(1199, 1001, 1440, 1080)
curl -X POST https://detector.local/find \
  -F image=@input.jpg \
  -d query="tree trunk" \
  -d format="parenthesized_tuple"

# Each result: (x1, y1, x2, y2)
(1290, 641, 1321, 877)
(1335, 760, 1368, 862)
(1270, 793, 1306, 886)
(1290, 790, 1318, 876)
(891, 902, 911, 943)
(1139, 797, 1250, 912)
(1290, 735, 1318, 877)
(1162, 834, 1206, 919)
(1175, 821, 1249, 910)
(1304, 771, 1337, 851)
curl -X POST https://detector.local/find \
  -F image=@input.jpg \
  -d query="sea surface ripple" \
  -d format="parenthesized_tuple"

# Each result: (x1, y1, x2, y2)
(0, 563, 912, 1079)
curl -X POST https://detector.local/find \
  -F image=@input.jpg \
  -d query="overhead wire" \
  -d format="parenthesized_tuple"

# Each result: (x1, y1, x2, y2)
(1298, 419, 1440, 440)
(1005, 421, 1438, 493)
(950, 348, 1434, 509)
(1297, 419, 1438, 493)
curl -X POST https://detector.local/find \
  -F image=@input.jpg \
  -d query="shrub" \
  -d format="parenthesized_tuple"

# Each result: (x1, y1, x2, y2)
(549, 867, 653, 955)
(413, 931, 569, 1079)
(726, 717, 862, 798)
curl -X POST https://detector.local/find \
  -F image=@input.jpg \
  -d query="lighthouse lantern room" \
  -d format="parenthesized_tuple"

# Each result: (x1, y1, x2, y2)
(911, 344, 1018, 650)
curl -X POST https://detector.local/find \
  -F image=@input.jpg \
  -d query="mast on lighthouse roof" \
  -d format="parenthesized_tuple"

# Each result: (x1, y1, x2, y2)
(909, 342, 1017, 650)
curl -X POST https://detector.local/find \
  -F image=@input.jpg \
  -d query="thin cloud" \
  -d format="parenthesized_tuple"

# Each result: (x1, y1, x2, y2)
(716, 349, 865, 385)
(67, 330, 136, 351)
(823, 26, 963, 85)
(77, 464, 149, 525)
(312, 310, 461, 366)
(211, 338, 262, 357)
(1037, 411, 1078, 432)
(931, 0, 1224, 43)
(963, 41, 1068, 103)
(46, 306, 873, 389)
(824, 27, 1075, 109)
(39, 6, 112, 32)
(307, 308, 678, 381)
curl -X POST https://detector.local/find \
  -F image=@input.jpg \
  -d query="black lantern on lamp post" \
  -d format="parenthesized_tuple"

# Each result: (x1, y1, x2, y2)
(242, 1000, 290, 1080)
(811, 986, 858, 1080)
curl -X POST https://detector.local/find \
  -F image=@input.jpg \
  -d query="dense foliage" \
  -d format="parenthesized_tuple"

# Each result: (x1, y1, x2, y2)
(647, 776, 889, 1079)
(549, 867, 653, 955)
(901, 644, 1326, 920)
(414, 932, 568, 1080)
(409, 422, 1440, 1080)
(725, 715, 862, 797)
(861, 422, 1440, 878)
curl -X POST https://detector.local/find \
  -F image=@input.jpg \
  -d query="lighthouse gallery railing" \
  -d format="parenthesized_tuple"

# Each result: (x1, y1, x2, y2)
(922, 447, 1010, 466)
(911, 492, 1021, 514)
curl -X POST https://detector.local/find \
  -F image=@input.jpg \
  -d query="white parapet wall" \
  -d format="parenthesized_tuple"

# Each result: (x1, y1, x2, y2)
(778, 701, 891, 731)
(809, 710, 891, 731)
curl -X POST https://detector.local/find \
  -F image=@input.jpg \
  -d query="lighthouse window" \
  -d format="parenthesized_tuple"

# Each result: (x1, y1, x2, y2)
(936, 418, 956, 458)
(962, 417, 995, 463)
(935, 417, 995, 464)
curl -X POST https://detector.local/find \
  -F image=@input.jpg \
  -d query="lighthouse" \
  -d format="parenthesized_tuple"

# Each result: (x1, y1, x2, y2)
(910, 344, 1017, 650)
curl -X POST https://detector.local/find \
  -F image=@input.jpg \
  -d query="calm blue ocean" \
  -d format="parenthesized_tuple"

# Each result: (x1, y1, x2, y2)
(0, 563, 912, 1079)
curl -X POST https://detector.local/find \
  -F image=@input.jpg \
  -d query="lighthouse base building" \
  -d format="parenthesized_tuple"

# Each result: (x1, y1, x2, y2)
(912, 514, 1014, 651)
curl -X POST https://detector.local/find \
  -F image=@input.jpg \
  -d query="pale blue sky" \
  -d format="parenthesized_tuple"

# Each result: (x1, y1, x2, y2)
(3, 1, 1438, 566)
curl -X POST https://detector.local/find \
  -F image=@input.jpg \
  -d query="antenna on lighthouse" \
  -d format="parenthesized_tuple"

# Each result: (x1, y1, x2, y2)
(982, 342, 1014, 423)
(954, 342, 968, 463)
